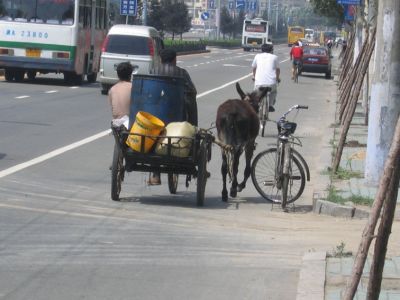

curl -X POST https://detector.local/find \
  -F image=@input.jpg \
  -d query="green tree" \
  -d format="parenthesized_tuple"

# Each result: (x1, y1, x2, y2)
(233, 10, 245, 38)
(220, 6, 233, 38)
(167, 2, 191, 39)
(147, 0, 165, 34)
(310, 0, 344, 27)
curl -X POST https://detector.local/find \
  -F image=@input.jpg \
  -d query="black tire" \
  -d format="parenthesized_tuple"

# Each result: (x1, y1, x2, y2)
(87, 72, 97, 83)
(101, 84, 110, 95)
(4, 69, 14, 81)
(73, 73, 83, 85)
(14, 70, 25, 82)
(325, 71, 331, 79)
(251, 148, 306, 204)
(111, 143, 124, 201)
(258, 96, 268, 137)
(168, 173, 178, 194)
(281, 174, 289, 209)
(196, 140, 208, 207)
(27, 71, 36, 80)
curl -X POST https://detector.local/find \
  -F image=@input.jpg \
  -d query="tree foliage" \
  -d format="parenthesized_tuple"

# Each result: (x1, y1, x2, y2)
(310, 0, 344, 27)
(220, 6, 234, 38)
(147, 0, 191, 39)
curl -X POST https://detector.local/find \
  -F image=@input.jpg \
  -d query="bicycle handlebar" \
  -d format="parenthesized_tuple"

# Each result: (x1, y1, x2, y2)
(279, 105, 308, 122)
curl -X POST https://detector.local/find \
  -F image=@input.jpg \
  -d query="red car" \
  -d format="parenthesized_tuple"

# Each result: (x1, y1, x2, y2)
(300, 46, 332, 79)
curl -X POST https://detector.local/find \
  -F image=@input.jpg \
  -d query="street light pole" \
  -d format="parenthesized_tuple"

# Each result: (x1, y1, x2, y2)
(142, 0, 147, 25)
(216, 0, 220, 39)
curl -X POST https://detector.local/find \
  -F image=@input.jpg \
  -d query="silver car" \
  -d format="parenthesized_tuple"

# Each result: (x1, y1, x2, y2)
(99, 25, 164, 94)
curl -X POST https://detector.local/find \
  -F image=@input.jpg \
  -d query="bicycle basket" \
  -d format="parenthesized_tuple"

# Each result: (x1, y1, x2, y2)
(277, 121, 297, 135)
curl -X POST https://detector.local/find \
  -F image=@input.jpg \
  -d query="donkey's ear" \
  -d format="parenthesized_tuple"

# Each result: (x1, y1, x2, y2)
(236, 82, 246, 99)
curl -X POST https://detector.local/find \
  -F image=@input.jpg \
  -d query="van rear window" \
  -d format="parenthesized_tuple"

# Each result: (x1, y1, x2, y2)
(106, 35, 150, 55)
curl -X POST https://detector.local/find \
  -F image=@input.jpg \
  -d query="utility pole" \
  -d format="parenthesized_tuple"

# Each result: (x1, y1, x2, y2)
(365, 0, 400, 184)
(275, 3, 278, 32)
(142, 0, 147, 25)
(216, 0, 220, 39)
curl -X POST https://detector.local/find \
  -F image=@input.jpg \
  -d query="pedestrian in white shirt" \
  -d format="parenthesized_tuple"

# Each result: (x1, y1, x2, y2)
(251, 43, 280, 112)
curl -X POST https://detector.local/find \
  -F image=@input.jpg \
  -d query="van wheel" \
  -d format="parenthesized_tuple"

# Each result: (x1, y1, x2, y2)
(101, 84, 110, 95)
(87, 72, 97, 83)
(27, 71, 37, 80)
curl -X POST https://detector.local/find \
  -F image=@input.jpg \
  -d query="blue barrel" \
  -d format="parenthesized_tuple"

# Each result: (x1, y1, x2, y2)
(129, 74, 186, 128)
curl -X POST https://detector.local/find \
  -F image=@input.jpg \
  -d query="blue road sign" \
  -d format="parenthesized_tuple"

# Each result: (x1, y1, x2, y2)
(209, 0, 215, 9)
(120, 0, 137, 16)
(201, 12, 210, 20)
(337, 0, 360, 4)
(236, 0, 245, 9)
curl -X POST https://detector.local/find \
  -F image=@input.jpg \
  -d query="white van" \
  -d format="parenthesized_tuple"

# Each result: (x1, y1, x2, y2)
(99, 25, 164, 94)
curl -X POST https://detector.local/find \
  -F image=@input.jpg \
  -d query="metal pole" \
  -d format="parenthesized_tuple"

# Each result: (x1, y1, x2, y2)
(275, 3, 278, 32)
(268, 0, 271, 21)
(216, 0, 220, 39)
(142, 0, 147, 25)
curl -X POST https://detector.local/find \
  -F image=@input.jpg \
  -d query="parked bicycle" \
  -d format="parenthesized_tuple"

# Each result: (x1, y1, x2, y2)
(251, 104, 310, 211)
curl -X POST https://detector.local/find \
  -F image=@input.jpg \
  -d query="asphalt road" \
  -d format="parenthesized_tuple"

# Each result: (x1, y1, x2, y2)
(0, 46, 341, 300)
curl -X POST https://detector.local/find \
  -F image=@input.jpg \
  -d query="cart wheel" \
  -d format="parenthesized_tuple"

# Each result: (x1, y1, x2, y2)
(111, 143, 124, 201)
(196, 140, 208, 207)
(168, 173, 178, 194)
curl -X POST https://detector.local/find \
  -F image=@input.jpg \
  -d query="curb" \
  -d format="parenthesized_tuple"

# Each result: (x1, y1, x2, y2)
(296, 251, 326, 300)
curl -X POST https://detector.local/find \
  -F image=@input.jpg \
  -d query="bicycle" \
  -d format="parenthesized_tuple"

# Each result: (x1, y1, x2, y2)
(258, 88, 270, 137)
(256, 80, 280, 137)
(293, 61, 301, 83)
(251, 104, 310, 211)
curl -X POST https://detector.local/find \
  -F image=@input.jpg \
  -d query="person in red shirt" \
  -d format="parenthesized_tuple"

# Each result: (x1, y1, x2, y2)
(290, 41, 304, 80)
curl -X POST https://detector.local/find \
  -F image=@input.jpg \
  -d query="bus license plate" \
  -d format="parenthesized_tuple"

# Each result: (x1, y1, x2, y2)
(26, 49, 41, 57)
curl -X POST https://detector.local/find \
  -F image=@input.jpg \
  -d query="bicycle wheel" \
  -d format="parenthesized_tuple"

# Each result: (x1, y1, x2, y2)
(258, 96, 268, 137)
(111, 143, 124, 201)
(251, 148, 306, 204)
(294, 65, 299, 83)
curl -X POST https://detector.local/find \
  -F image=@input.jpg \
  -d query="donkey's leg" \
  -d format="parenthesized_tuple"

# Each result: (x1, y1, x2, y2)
(237, 142, 255, 192)
(230, 150, 241, 198)
(221, 151, 228, 202)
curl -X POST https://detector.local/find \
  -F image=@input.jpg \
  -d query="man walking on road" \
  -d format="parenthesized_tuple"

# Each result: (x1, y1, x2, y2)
(252, 43, 280, 112)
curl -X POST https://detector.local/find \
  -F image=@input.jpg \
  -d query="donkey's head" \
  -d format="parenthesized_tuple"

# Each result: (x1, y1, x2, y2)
(235, 82, 270, 114)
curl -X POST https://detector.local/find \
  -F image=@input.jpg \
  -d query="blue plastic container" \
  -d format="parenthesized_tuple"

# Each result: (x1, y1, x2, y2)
(129, 74, 186, 128)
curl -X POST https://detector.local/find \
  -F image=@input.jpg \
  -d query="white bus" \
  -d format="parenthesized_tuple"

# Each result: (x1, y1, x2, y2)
(305, 28, 315, 42)
(0, 0, 108, 85)
(242, 18, 269, 51)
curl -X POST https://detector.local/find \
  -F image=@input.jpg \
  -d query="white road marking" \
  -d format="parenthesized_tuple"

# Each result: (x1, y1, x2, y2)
(70, 86, 79, 89)
(44, 90, 58, 94)
(0, 130, 111, 178)
(15, 95, 30, 99)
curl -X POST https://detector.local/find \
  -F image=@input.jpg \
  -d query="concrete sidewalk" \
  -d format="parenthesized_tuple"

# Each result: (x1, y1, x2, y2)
(296, 48, 400, 299)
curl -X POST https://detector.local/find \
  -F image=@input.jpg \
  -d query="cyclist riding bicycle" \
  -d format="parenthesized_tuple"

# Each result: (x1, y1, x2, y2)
(290, 41, 303, 80)
(252, 43, 280, 113)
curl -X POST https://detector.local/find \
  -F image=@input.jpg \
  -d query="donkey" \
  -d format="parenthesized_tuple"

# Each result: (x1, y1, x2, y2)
(216, 82, 270, 202)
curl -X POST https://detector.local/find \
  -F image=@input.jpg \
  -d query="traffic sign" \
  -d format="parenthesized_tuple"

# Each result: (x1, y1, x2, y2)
(120, 0, 137, 16)
(236, 0, 245, 9)
(201, 12, 210, 21)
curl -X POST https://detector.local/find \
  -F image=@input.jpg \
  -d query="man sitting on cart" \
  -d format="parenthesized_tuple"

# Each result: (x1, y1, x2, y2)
(151, 49, 198, 126)
(148, 49, 198, 185)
